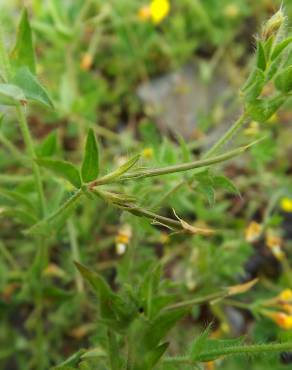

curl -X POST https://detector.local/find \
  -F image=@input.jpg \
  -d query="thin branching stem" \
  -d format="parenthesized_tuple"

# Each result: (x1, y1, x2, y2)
(164, 342, 292, 364)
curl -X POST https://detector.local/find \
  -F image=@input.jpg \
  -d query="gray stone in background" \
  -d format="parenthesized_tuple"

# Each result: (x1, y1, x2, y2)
(137, 62, 239, 142)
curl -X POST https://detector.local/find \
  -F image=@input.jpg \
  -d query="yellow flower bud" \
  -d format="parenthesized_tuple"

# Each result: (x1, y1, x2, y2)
(138, 5, 151, 21)
(80, 53, 93, 71)
(261, 8, 286, 41)
(266, 234, 282, 249)
(245, 221, 262, 242)
(267, 311, 292, 330)
(115, 225, 132, 255)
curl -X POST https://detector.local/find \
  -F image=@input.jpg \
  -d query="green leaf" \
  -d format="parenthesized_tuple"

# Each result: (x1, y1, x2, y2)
(256, 41, 266, 71)
(190, 325, 212, 357)
(10, 9, 36, 74)
(176, 133, 191, 162)
(25, 191, 82, 236)
(0, 83, 25, 106)
(139, 120, 161, 147)
(246, 95, 286, 122)
(140, 263, 162, 318)
(74, 262, 118, 321)
(274, 65, 292, 93)
(52, 349, 86, 370)
(81, 128, 99, 182)
(96, 154, 140, 185)
(142, 308, 188, 351)
(36, 130, 58, 157)
(191, 336, 244, 362)
(242, 68, 265, 102)
(263, 36, 275, 61)
(144, 342, 169, 369)
(0, 188, 36, 212)
(2, 207, 37, 225)
(12, 67, 54, 108)
(36, 158, 81, 188)
(212, 175, 240, 195)
(195, 170, 215, 206)
(271, 36, 292, 60)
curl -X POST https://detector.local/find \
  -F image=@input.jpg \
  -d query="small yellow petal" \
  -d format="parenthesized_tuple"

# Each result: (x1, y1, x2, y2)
(138, 5, 151, 21)
(266, 234, 282, 249)
(224, 4, 239, 18)
(245, 221, 262, 242)
(142, 147, 154, 159)
(280, 197, 292, 212)
(80, 53, 93, 71)
(150, 0, 170, 24)
(279, 289, 292, 302)
(244, 121, 259, 136)
(265, 311, 292, 329)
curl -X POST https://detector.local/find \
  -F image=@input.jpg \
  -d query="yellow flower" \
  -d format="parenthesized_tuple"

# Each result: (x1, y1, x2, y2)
(159, 232, 169, 244)
(278, 289, 292, 302)
(115, 225, 132, 255)
(43, 263, 66, 278)
(205, 361, 215, 370)
(142, 147, 154, 159)
(266, 234, 282, 249)
(80, 53, 93, 71)
(267, 311, 292, 330)
(150, 0, 170, 24)
(282, 304, 292, 315)
(245, 221, 262, 242)
(138, 5, 152, 21)
(224, 4, 239, 19)
(244, 121, 259, 136)
(139, 0, 170, 25)
(266, 233, 285, 261)
(281, 197, 292, 212)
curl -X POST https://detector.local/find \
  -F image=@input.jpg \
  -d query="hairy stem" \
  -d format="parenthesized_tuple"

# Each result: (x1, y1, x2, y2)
(165, 291, 226, 310)
(93, 141, 256, 186)
(164, 342, 292, 364)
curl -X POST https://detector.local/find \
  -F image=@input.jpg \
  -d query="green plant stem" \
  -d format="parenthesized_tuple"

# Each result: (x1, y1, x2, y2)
(67, 218, 84, 293)
(124, 205, 182, 229)
(93, 141, 256, 186)
(164, 342, 292, 364)
(152, 113, 250, 207)
(46, 189, 82, 223)
(223, 299, 253, 310)
(165, 291, 226, 310)
(26, 189, 83, 235)
(0, 174, 32, 184)
(204, 112, 248, 159)
(15, 106, 46, 217)
(0, 131, 27, 164)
